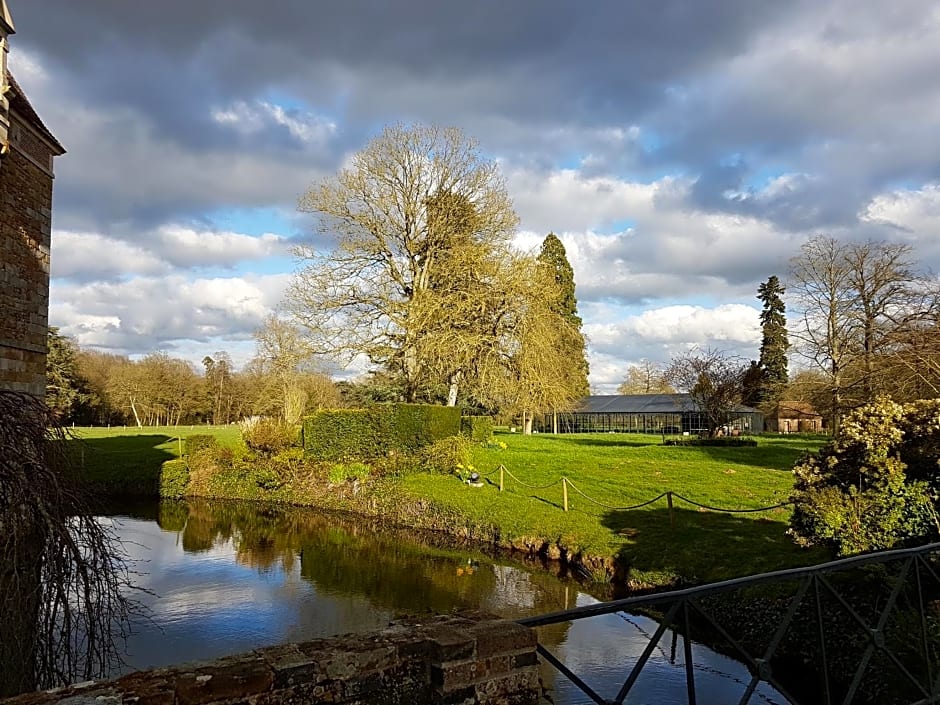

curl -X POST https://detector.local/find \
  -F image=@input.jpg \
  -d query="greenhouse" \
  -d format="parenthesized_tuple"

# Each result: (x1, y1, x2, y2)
(536, 394, 763, 435)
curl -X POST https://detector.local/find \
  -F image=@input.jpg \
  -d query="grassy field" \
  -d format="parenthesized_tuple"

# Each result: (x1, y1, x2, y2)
(400, 432, 831, 585)
(68, 425, 241, 492)
(65, 425, 831, 586)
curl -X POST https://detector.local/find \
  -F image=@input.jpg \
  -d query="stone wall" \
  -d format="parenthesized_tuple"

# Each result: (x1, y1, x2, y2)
(1, 614, 541, 705)
(0, 121, 55, 396)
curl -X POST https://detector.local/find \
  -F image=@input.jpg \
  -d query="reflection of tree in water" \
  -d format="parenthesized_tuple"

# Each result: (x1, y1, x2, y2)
(159, 497, 576, 697)
(159, 499, 580, 622)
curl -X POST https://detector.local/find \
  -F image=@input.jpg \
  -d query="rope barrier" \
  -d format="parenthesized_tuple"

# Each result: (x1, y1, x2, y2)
(500, 465, 564, 490)
(670, 493, 792, 513)
(494, 464, 791, 516)
(564, 478, 669, 511)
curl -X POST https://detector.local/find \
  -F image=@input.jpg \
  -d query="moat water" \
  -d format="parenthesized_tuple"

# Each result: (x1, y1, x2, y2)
(102, 498, 785, 705)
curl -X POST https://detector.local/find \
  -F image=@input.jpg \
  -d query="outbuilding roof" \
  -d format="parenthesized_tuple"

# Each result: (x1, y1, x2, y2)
(575, 394, 760, 414)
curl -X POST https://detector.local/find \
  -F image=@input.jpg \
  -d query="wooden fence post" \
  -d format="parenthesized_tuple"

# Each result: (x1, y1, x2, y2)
(499, 466, 504, 493)
(667, 491, 675, 529)
(562, 477, 569, 512)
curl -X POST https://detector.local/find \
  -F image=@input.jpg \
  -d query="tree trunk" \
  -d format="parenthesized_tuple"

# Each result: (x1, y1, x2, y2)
(446, 371, 461, 407)
(130, 398, 142, 427)
(523, 412, 533, 435)
(552, 410, 558, 434)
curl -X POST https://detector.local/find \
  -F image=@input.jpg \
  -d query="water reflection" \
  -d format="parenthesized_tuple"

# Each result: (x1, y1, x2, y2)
(104, 499, 783, 704)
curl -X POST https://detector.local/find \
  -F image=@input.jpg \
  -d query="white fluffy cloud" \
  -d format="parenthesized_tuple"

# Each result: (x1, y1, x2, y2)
(51, 273, 290, 357)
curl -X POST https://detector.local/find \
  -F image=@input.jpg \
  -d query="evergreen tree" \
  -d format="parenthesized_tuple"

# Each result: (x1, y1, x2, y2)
(45, 327, 90, 422)
(756, 275, 789, 403)
(537, 233, 590, 396)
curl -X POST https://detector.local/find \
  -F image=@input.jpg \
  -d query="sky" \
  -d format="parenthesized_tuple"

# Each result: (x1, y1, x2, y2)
(8, 0, 940, 392)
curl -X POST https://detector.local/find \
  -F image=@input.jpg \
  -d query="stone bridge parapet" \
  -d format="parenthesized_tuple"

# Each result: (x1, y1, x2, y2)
(3, 613, 540, 705)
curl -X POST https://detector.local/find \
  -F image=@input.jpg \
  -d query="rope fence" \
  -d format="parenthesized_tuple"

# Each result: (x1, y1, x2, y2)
(489, 464, 792, 523)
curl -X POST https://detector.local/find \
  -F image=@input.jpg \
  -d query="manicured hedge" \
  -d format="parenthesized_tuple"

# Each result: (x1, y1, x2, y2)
(461, 415, 495, 443)
(303, 404, 461, 460)
(391, 403, 461, 451)
(159, 458, 189, 498)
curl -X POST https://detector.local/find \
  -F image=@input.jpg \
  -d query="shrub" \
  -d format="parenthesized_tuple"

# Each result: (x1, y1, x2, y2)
(419, 435, 474, 475)
(242, 418, 298, 456)
(184, 434, 217, 456)
(159, 459, 189, 498)
(790, 397, 940, 555)
(328, 461, 371, 485)
(461, 415, 495, 443)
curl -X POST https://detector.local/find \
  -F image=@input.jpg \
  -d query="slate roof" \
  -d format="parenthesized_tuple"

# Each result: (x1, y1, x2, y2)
(5, 70, 66, 154)
(575, 394, 760, 414)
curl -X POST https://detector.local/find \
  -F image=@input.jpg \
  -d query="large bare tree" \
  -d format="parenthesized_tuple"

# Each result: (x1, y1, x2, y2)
(287, 124, 519, 403)
(617, 359, 674, 395)
(789, 235, 935, 431)
(664, 348, 747, 438)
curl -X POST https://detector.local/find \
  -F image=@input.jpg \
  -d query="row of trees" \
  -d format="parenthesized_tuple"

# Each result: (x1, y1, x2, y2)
(45, 325, 343, 427)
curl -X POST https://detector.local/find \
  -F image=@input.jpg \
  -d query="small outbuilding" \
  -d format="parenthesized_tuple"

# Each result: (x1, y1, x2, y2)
(536, 394, 763, 435)
(764, 401, 823, 433)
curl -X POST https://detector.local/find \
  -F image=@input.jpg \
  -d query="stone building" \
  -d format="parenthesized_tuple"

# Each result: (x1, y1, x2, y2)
(0, 0, 65, 396)
(764, 400, 824, 434)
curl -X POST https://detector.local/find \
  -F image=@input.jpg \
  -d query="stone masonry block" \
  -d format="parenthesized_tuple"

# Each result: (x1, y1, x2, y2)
(468, 621, 537, 659)
(425, 625, 476, 664)
(256, 643, 321, 689)
(174, 657, 274, 705)
(473, 668, 539, 705)
(431, 655, 513, 692)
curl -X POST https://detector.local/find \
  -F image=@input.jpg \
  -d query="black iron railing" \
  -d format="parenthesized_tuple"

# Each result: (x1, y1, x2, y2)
(518, 542, 940, 705)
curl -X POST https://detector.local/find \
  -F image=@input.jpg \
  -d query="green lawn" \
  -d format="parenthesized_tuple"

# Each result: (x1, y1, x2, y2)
(400, 433, 831, 585)
(67, 425, 241, 493)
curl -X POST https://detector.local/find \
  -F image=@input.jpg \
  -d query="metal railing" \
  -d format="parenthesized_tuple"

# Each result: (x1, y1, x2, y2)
(518, 542, 940, 705)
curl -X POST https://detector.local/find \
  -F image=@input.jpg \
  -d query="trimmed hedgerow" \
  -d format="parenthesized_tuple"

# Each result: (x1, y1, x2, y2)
(303, 409, 391, 460)
(159, 458, 189, 498)
(460, 415, 495, 443)
(303, 404, 461, 460)
(390, 403, 461, 451)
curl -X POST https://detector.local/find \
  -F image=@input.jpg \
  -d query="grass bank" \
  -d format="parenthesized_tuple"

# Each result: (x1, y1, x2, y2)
(401, 433, 831, 586)
(67, 426, 831, 587)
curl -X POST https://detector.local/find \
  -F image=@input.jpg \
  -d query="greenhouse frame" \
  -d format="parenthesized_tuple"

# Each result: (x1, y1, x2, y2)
(536, 394, 763, 435)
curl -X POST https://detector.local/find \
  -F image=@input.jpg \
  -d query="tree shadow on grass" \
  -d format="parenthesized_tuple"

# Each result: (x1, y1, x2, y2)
(535, 435, 661, 449)
(601, 507, 829, 591)
(667, 442, 819, 471)
(66, 434, 175, 496)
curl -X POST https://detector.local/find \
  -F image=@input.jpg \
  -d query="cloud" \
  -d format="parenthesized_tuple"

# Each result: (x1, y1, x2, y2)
(51, 227, 289, 282)
(583, 304, 761, 392)
(50, 273, 290, 357)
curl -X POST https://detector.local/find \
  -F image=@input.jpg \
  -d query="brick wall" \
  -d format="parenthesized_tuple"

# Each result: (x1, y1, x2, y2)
(1, 614, 541, 705)
(0, 118, 55, 396)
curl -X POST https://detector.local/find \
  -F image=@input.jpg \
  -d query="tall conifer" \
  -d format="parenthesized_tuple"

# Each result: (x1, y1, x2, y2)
(756, 275, 789, 402)
(538, 233, 590, 396)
